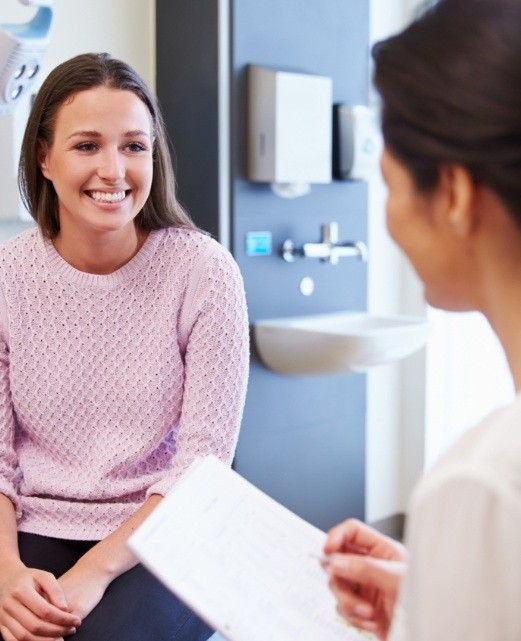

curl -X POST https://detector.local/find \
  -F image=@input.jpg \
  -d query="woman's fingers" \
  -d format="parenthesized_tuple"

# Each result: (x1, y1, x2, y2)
(328, 576, 375, 619)
(327, 553, 403, 594)
(2, 609, 66, 640)
(4, 597, 76, 639)
(324, 519, 372, 555)
(0, 625, 17, 641)
(325, 518, 404, 560)
(35, 572, 70, 612)
(341, 613, 379, 634)
(0, 569, 81, 641)
(23, 572, 81, 627)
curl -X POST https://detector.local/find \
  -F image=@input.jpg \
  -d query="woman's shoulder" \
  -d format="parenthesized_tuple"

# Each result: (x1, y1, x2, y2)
(157, 226, 236, 267)
(449, 396, 521, 467)
(0, 225, 39, 250)
(159, 226, 214, 250)
(414, 396, 521, 507)
(0, 226, 41, 268)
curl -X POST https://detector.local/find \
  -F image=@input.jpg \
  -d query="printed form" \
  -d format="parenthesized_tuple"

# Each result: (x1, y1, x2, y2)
(128, 456, 369, 641)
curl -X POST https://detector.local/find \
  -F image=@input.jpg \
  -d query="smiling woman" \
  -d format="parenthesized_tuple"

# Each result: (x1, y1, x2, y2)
(0, 53, 249, 641)
(37, 86, 154, 273)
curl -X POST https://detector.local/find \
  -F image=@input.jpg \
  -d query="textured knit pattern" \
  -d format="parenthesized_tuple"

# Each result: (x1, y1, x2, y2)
(0, 227, 249, 540)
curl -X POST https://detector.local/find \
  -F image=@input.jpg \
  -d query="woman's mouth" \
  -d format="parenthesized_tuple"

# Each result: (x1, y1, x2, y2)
(86, 190, 128, 203)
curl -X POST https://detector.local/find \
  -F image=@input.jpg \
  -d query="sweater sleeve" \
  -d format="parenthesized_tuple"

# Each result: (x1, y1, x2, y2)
(146, 242, 249, 497)
(0, 287, 21, 517)
(399, 468, 521, 641)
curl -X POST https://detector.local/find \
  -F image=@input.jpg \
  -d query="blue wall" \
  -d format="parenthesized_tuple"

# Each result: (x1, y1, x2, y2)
(157, 0, 370, 530)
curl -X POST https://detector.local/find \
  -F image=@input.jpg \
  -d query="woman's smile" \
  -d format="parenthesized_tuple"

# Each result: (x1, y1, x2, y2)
(85, 189, 130, 204)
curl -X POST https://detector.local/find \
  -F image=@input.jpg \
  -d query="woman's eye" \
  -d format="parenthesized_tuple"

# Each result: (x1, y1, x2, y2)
(126, 142, 147, 152)
(75, 142, 97, 152)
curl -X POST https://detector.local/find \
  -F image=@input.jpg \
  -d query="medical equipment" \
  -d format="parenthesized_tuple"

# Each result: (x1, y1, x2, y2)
(0, 0, 54, 114)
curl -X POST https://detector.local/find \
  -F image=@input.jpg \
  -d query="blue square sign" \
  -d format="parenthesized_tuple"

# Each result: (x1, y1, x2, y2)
(245, 231, 272, 257)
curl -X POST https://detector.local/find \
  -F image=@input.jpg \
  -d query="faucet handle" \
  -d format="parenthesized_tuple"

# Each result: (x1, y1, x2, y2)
(281, 222, 368, 264)
(321, 222, 339, 245)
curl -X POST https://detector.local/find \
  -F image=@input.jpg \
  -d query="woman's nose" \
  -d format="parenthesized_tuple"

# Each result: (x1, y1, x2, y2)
(97, 149, 125, 182)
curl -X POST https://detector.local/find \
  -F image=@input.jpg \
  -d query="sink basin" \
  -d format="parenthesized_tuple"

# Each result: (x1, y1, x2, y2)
(254, 311, 429, 375)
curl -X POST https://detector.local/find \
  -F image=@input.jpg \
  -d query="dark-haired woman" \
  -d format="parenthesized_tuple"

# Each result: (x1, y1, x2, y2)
(0, 53, 249, 641)
(323, 1, 521, 640)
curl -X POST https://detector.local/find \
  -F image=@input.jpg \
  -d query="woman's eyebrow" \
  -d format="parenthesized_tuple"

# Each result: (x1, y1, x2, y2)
(66, 130, 101, 140)
(66, 129, 150, 141)
(124, 129, 150, 138)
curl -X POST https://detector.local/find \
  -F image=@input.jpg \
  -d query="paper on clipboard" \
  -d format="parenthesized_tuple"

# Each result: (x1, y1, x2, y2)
(128, 455, 368, 641)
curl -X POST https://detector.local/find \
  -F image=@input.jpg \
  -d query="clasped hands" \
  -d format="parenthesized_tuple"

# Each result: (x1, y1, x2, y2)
(0, 559, 108, 641)
(323, 518, 407, 640)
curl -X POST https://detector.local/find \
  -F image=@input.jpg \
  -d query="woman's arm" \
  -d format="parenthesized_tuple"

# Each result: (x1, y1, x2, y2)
(0, 493, 81, 641)
(0, 289, 81, 640)
(144, 243, 249, 498)
(56, 494, 163, 620)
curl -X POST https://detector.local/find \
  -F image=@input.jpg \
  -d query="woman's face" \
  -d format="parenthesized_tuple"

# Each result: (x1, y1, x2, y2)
(38, 85, 154, 238)
(380, 146, 474, 311)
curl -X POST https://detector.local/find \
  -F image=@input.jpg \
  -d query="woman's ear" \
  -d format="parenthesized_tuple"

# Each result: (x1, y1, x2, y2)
(36, 139, 51, 179)
(439, 164, 476, 238)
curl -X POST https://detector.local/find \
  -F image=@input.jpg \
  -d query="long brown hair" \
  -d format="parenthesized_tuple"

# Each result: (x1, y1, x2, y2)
(19, 52, 196, 239)
(373, 0, 521, 221)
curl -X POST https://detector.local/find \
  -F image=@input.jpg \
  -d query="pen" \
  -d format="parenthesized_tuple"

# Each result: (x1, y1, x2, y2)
(309, 552, 335, 564)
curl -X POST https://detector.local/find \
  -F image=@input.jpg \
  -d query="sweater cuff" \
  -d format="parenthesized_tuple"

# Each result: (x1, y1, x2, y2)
(145, 475, 180, 499)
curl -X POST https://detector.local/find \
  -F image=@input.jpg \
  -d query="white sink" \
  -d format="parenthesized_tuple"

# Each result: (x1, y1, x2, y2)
(254, 311, 429, 375)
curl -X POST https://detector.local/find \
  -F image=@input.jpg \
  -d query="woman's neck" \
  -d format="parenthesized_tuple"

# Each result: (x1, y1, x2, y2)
(53, 225, 149, 275)
(489, 307, 521, 394)
(470, 188, 521, 393)
(480, 262, 521, 394)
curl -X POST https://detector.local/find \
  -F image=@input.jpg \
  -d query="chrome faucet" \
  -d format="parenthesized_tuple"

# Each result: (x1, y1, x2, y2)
(282, 222, 368, 265)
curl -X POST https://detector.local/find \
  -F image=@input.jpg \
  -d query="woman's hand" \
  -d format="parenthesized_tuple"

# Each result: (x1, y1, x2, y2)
(0, 559, 81, 641)
(323, 518, 407, 640)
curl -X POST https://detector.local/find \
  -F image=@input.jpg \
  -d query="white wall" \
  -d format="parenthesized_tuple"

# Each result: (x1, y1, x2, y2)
(425, 309, 514, 469)
(366, 0, 426, 523)
(0, 0, 155, 221)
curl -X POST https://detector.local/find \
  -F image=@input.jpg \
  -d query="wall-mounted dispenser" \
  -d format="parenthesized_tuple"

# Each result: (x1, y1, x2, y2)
(248, 64, 332, 197)
(333, 104, 382, 181)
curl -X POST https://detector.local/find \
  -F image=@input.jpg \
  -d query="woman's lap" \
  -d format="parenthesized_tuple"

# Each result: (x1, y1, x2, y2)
(14, 532, 213, 641)
(71, 563, 211, 641)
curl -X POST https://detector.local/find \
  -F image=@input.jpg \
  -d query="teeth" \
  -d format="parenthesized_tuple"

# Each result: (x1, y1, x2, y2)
(89, 190, 126, 203)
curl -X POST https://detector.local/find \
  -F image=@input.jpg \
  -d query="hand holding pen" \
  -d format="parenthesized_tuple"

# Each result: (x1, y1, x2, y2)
(321, 518, 407, 640)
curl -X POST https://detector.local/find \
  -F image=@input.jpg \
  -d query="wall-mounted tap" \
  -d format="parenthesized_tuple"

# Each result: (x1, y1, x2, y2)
(281, 222, 368, 265)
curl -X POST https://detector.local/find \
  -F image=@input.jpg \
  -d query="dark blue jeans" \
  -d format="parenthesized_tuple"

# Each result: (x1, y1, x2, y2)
(6, 532, 213, 641)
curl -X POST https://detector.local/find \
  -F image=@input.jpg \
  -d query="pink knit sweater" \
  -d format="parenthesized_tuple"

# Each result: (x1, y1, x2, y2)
(0, 227, 249, 540)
